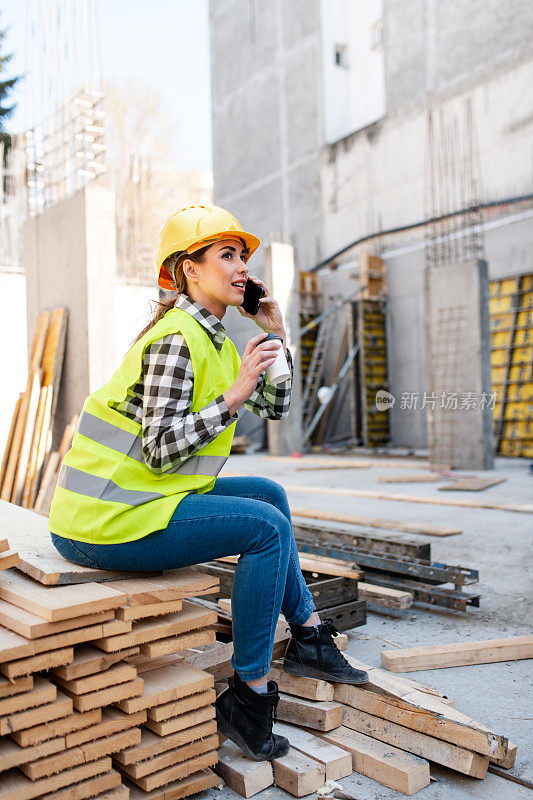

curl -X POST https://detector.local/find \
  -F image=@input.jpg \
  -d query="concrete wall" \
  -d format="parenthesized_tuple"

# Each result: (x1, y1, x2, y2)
(24, 186, 117, 448)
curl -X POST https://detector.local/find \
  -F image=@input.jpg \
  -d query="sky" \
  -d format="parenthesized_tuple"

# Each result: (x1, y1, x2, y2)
(0, 0, 213, 172)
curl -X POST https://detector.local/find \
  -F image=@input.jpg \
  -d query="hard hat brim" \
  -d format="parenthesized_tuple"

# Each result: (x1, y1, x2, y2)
(158, 230, 261, 291)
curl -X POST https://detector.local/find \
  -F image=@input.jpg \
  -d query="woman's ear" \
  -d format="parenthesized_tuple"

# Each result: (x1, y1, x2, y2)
(182, 258, 199, 283)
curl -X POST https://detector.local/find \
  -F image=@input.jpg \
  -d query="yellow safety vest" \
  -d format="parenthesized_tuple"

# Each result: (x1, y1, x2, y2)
(48, 307, 240, 545)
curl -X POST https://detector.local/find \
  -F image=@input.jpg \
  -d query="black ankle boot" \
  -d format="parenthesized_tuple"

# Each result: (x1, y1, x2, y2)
(215, 672, 290, 761)
(283, 619, 369, 684)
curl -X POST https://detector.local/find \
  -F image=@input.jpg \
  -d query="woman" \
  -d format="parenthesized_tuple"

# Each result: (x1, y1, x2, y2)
(48, 204, 368, 762)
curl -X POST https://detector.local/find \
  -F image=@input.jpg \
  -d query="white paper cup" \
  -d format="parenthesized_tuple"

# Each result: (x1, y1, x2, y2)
(262, 333, 291, 384)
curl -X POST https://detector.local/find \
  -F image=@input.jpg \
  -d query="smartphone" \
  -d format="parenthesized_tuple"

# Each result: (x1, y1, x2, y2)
(241, 279, 265, 315)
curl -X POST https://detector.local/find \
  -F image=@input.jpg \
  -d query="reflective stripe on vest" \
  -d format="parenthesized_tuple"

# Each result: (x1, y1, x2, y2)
(57, 465, 165, 505)
(78, 411, 228, 476)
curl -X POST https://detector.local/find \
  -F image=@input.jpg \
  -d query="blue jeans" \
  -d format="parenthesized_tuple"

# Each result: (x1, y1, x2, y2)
(50, 476, 316, 680)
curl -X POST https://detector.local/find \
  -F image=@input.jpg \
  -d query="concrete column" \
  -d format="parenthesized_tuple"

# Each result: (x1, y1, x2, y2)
(24, 185, 117, 449)
(424, 258, 493, 470)
(264, 242, 302, 455)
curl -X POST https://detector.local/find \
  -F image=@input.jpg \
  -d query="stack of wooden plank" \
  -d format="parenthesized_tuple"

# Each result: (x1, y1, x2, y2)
(0, 308, 69, 513)
(215, 652, 516, 797)
(0, 563, 223, 800)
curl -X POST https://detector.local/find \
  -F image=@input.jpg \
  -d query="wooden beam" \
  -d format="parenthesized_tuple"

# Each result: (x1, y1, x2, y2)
(143, 705, 215, 737)
(273, 722, 352, 780)
(127, 767, 219, 800)
(276, 693, 342, 731)
(287, 484, 532, 515)
(115, 663, 214, 714)
(271, 748, 325, 797)
(11, 708, 102, 747)
(381, 636, 533, 672)
(52, 644, 140, 681)
(314, 726, 430, 795)
(215, 739, 274, 797)
(267, 665, 334, 702)
(341, 705, 488, 778)
(357, 581, 412, 608)
(290, 506, 461, 536)
(118, 734, 219, 780)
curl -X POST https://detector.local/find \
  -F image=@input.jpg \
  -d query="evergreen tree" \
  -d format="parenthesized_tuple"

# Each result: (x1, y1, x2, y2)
(0, 16, 20, 150)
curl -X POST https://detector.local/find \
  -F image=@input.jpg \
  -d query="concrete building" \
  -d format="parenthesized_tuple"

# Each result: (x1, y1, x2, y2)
(208, 0, 533, 450)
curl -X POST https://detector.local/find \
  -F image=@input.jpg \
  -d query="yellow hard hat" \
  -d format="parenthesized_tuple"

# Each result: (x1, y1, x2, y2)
(155, 204, 261, 290)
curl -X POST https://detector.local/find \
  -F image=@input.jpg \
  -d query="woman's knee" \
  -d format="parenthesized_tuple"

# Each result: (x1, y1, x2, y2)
(249, 476, 289, 509)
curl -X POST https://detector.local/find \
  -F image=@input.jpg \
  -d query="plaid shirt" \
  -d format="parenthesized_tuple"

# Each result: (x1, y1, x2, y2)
(111, 294, 293, 473)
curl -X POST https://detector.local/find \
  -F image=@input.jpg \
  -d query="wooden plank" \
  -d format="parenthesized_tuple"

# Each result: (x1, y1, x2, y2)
(276, 693, 342, 731)
(92, 602, 215, 652)
(126, 653, 185, 673)
(144, 704, 216, 737)
(377, 473, 444, 482)
(357, 581, 412, 609)
(288, 485, 532, 515)
(3, 620, 130, 665)
(116, 662, 214, 713)
(21, 727, 141, 780)
(0, 498, 154, 586)
(0, 601, 114, 639)
(126, 750, 218, 792)
(32, 452, 60, 517)
(215, 739, 273, 797)
(271, 748, 325, 797)
(21, 385, 48, 508)
(0, 756, 112, 800)
(61, 676, 144, 712)
(0, 734, 67, 774)
(12, 373, 42, 505)
(107, 570, 219, 606)
(127, 768, 219, 800)
(53, 662, 138, 695)
(114, 720, 218, 765)
(381, 635, 533, 672)
(333, 682, 509, 760)
(140, 628, 215, 659)
(2, 647, 74, 679)
(315, 726, 430, 795)
(340, 705, 488, 778)
(118, 734, 219, 780)
(292, 520, 430, 559)
(116, 598, 183, 621)
(0, 624, 33, 661)
(344, 655, 455, 706)
(0, 675, 56, 716)
(65, 707, 147, 748)
(0, 394, 23, 492)
(0, 569, 127, 621)
(52, 644, 140, 680)
(147, 689, 216, 722)
(273, 722, 352, 780)
(439, 477, 506, 491)
(220, 553, 362, 581)
(0, 551, 21, 570)
(0, 690, 73, 735)
(12, 708, 101, 747)
(37, 771, 122, 800)
(0, 674, 33, 699)
(267, 665, 334, 701)
(290, 506, 461, 536)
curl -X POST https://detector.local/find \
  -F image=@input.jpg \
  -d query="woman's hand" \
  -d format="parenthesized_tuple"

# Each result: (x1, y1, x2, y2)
(236, 276, 286, 339)
(223, 331, 282, 415)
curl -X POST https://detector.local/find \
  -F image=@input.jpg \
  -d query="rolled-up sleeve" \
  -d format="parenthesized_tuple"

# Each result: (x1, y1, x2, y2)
(243, 347, 293, 420)
(141, 334, 238, 473)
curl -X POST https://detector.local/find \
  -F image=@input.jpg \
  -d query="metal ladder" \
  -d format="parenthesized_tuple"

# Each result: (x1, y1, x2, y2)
(301, 314, 334, 428)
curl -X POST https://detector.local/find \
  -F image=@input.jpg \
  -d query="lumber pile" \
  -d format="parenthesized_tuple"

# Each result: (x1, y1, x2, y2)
(213, 654, 516, 797)
(0, 309, 72, 516)
(0, 565, 222, 800)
